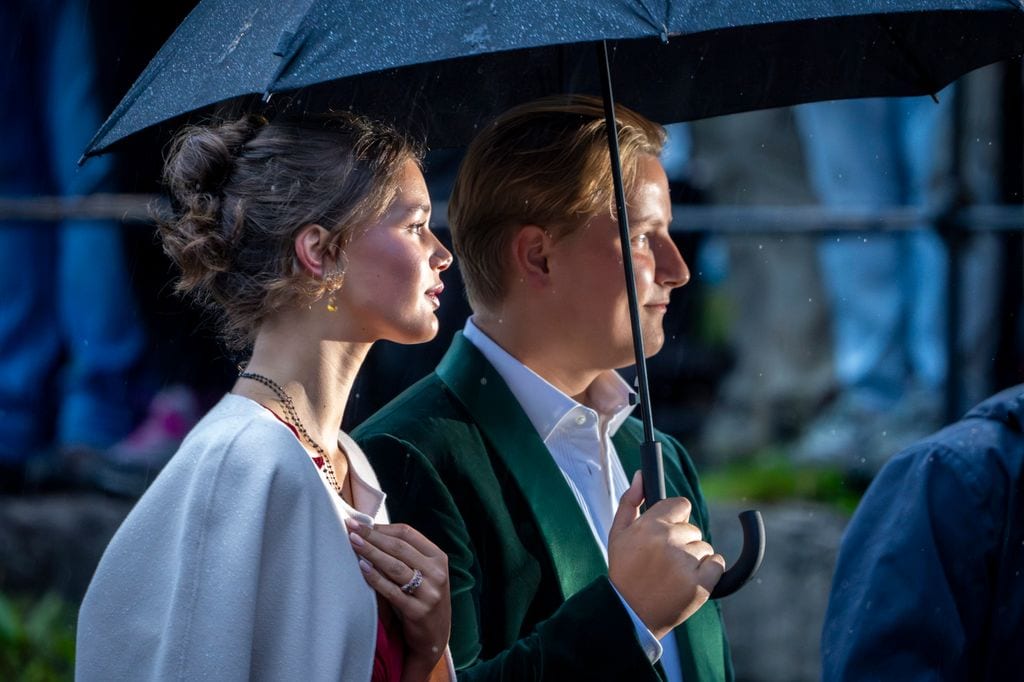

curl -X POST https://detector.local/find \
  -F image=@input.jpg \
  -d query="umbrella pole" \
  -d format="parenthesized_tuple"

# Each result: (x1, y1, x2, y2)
(596, 40, 765, 600)
(595, 40, 666, 506)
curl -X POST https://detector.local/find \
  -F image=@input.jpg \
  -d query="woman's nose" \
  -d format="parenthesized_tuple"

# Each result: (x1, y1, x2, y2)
(433, 238, 453, 271)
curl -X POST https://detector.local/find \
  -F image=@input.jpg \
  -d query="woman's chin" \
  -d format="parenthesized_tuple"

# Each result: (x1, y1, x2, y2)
(385, 317, 440, 346)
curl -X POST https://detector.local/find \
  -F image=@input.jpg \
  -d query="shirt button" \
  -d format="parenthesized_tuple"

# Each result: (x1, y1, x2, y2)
(574, 414, 587, 426)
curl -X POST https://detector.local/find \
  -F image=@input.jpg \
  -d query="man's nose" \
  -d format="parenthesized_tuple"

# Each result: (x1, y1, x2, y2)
(655, 236, 689, 288)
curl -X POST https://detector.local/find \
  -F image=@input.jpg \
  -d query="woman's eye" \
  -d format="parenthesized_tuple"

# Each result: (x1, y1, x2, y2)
(631, 233, 650, 249)
(408, 222, 426, 235)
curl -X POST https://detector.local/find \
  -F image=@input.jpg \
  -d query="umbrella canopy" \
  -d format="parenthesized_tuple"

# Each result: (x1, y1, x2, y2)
(85, 0, 1024, 156)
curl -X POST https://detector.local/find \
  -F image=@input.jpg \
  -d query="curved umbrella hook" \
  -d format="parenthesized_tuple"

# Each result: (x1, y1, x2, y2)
(709, 510, 766, 599)
(640, 443, 765, 599)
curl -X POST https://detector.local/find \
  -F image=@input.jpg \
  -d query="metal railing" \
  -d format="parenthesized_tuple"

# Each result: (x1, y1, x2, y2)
(3, 194, 1021, 232)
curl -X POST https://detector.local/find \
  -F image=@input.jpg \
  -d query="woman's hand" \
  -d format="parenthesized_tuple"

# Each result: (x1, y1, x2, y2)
(346, 518, 451, 682)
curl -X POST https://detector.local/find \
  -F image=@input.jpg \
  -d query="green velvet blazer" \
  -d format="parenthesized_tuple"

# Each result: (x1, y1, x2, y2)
(353, 333, 733, 681)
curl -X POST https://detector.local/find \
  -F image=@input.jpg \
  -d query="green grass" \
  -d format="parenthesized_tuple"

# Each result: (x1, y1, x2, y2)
(700, 448, 866, 515)
(0, 593, 76, 682)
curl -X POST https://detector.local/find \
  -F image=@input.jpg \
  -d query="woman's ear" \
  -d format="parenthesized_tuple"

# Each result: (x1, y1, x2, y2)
(510, 225, 553, 289)
(294, 224, 336, 277)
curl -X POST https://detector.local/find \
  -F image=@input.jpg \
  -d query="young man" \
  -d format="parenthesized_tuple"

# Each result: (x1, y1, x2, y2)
(354, 95, 732, 681)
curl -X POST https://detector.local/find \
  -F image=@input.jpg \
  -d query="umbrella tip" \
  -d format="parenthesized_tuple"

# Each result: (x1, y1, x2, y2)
(929, 92, 940, 105)
(262, 91, 273, 104)
(77, 153, 88, 167)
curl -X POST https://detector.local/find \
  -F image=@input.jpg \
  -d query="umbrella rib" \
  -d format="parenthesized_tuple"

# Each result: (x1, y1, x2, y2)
(261, 0, 319, 99)
(633, 0, 669, 40)
(879, 17, 940, 100)
(263, 32, 305, 100)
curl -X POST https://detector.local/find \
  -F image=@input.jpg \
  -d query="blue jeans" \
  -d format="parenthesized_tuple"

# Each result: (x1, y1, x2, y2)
(794, 96, 950, 410)
(0, 0, 149, 461)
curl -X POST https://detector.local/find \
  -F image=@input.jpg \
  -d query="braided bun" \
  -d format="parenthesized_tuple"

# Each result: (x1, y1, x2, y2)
(158, 115, 266, 294)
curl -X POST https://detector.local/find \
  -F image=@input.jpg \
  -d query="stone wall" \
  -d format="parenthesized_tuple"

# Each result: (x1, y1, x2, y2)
(0, 493, 133, 603)
(710, 501, 849, 682)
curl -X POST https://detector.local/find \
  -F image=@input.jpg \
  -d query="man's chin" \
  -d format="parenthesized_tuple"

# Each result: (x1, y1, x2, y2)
(643, 333, 667, 358)
(608, 336, 665, 369)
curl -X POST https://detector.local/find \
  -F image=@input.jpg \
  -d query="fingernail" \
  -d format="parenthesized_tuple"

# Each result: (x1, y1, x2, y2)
(344, 517, 361, 531)
(349, 531, 365, 547)
(359, 558, 372, 573)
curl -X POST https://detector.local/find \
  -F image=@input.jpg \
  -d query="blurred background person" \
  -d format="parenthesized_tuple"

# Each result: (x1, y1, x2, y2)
(0, 0, 158, 492)
(792, 74, 1004, 476)
(687, 108, 834, 466)
(791, 95, 951, 474)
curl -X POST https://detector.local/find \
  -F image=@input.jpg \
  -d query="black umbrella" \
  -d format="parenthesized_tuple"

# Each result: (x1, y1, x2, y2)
(83, 0, 1024, 598)
(86, 1, 1024, 155)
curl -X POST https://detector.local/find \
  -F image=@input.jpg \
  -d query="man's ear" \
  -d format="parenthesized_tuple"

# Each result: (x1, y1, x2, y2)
(510, 225, 553, 289)
(294, 224, 337, 277)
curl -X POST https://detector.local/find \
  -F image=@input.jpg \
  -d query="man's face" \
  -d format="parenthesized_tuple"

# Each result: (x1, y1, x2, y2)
(543, 154, 689, 371)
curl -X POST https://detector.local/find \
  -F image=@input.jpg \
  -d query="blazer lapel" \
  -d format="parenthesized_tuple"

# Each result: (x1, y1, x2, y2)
(436, 333, 608, 600)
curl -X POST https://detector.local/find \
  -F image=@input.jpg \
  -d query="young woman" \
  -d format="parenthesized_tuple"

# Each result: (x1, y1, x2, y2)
(76, 112, 454, 681)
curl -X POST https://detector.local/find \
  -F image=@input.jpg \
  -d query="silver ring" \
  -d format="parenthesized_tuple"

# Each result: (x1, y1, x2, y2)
(400, 568, 424, 595)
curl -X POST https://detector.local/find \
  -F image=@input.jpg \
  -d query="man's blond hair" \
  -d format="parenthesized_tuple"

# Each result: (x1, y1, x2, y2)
(448, 94, 666, 312)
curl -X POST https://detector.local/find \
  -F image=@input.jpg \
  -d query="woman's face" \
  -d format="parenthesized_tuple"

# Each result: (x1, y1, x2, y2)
(335, 159, 452, 344)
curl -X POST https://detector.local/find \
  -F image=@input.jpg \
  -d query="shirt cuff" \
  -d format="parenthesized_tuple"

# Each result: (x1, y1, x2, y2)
(610, 583, 663, 664)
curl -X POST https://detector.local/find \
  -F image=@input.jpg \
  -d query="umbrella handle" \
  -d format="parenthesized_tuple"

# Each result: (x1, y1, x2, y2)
(640, 442, 765, 598)
(640, 441, 666, 507)
(709, 510, 766, 599)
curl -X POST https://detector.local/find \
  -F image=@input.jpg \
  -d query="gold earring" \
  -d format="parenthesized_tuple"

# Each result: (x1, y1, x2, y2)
(324, 267, 344, 313)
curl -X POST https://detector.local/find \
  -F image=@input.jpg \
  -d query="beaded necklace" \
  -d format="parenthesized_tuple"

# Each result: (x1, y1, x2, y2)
(238, 371, 345, 498)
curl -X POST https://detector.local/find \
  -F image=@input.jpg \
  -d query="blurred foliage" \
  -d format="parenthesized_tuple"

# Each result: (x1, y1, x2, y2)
(700, 449, 867, 514)
(0, 592, 75, 682)
(696, 286, 733, 350)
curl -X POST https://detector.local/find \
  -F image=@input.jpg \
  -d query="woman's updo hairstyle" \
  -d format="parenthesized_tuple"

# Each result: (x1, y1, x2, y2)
(158, 111, 421, 351)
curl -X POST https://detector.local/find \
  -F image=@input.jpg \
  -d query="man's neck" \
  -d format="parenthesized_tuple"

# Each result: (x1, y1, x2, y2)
(472, 313, 602, 405)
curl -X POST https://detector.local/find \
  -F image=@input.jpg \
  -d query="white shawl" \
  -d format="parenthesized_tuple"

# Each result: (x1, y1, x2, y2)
(77, 394, 391, 681)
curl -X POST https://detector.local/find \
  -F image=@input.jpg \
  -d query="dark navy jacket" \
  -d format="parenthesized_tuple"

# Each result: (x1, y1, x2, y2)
(822, 384, 1024, 681)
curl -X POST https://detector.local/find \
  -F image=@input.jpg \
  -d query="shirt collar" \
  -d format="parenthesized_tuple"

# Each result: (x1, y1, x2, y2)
(462, 318, 636, 442)
(338, 430, 387, 523)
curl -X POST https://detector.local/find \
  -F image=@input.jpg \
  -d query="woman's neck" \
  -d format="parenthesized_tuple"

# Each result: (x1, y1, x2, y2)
(236, 322, 371, 458)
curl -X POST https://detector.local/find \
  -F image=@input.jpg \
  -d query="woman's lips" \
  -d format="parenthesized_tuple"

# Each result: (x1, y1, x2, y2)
(426, 283, 444, 309)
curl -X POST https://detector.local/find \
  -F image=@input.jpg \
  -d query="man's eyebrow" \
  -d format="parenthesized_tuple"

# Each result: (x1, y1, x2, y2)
(629, 213, 668, 227)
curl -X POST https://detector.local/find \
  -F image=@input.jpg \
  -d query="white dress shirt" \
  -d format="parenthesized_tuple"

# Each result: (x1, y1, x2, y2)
(463, 319, 684, 682)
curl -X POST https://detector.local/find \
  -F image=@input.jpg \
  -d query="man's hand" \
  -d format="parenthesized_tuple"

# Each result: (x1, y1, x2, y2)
(608, 471, 726, 640)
